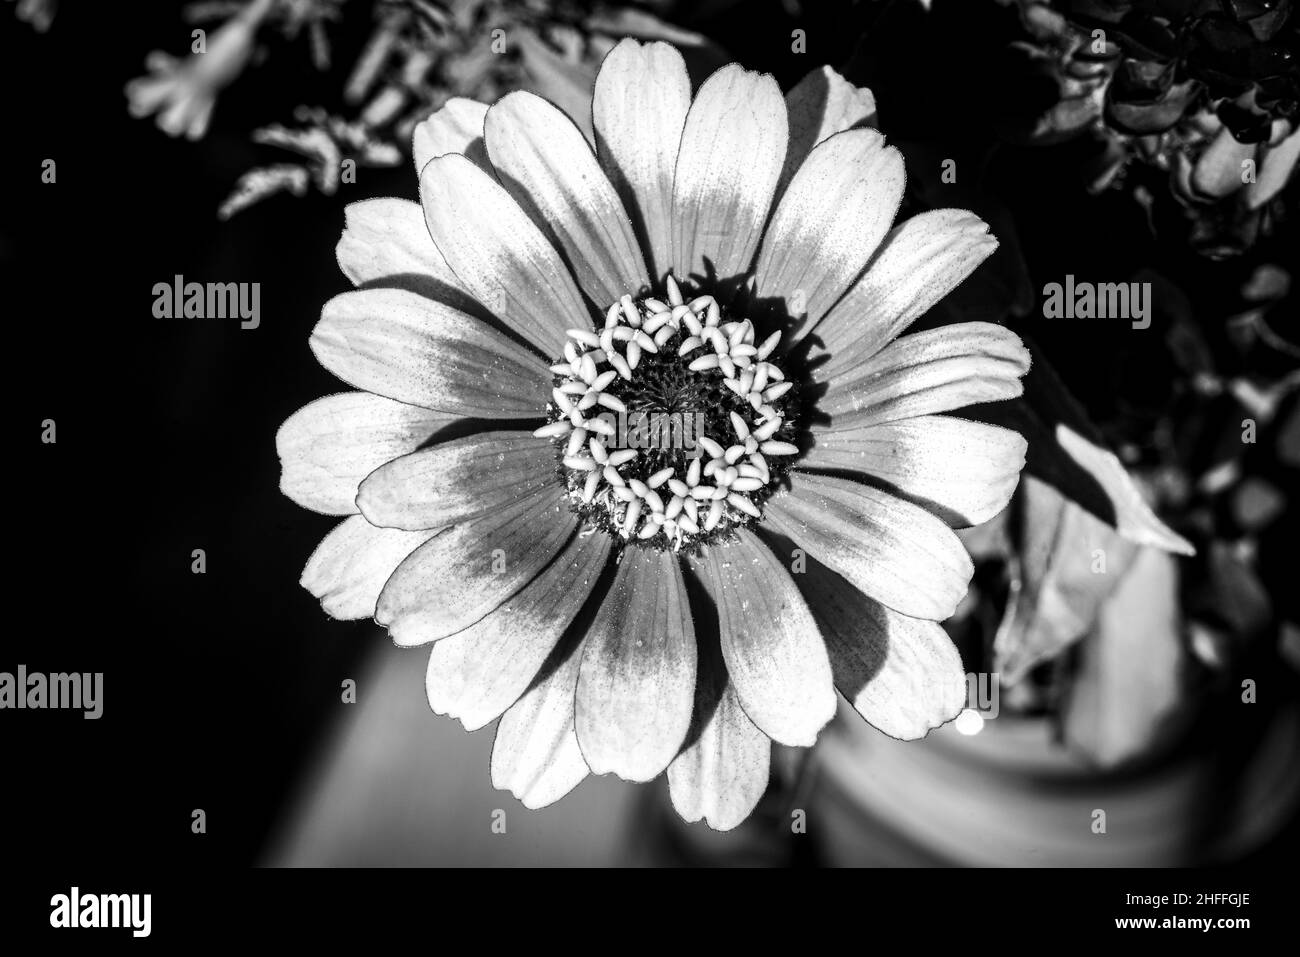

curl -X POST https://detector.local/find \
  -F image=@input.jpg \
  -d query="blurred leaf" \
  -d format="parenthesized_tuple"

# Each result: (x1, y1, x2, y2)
(1187, 540, 1273, 654)
(1060, 547, 1191, 768)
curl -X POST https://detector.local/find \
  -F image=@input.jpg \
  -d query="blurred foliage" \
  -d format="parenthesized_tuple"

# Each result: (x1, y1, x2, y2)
(32, 0, 723, 216)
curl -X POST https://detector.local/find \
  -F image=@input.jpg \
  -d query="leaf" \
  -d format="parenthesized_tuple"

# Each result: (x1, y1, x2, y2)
(1060, 546, 1191, 769)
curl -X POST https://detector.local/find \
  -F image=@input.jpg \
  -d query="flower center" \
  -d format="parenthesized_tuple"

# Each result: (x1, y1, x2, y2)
(534, 276, 798, 551)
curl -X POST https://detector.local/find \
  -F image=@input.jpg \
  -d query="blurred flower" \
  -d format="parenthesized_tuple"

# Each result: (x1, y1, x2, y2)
(7, 0, 56, 31)
(1001, 0, 1300, 256)
(125, 0, 276, 140)
(277, 42, 1030, 829)
(196, 0, 725, 215)
(219, 107, 403, 219)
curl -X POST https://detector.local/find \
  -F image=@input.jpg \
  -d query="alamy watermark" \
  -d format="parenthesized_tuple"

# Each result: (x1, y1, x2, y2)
(152, 274, 260, 329)
(0, 665, 102, 718)
(50, 887, 150, 938)
(955, 672, 999, 734)
(593, 409, 705, 458)
(967, 671, 999, 718)
(1042, 275, 1151, 330)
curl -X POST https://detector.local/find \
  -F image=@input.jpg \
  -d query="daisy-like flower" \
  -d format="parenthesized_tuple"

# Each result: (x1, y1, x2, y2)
(278, 41, 1032, 829)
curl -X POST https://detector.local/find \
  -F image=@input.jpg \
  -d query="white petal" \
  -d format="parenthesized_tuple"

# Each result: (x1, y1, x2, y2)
(785, 542, 966, 739)
(575, 548, 696, 781)
(300, 515, 438, 621)
(310, 287, 550, 417)
(671, 64, 787, 284)
(667, 675, 771, 831)
(817, 322, 1030, 428)
(357, 430, 556, 530)
(690, 529, 836, 746)
(427, 531, 610, 730)
(778, 65, 876, 202)
(804, 415, 1027, 527)
(800, 209, 999, 360)
(492, 635, 591, 809)
(334, 198, 480, 315)
(755, 128, 904, 339)
(593, 39, 691, 282)
(420, 153, 590, 358)
(411, 97, 489, 174)
(376, 486, 576, 645)
(485, 91, 648, 306)
(763, 472, 974, 621)
(277, 392, 454, 515)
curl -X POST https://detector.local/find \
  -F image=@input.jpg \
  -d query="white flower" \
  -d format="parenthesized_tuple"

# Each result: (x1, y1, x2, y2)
(279, 44, 1031, 830)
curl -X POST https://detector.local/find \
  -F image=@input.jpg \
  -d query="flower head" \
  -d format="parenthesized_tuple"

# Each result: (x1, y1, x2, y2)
(279, 41, 1031, 829)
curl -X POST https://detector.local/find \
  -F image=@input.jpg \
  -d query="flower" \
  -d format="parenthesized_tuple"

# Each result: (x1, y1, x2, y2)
(999, 0, 1300, 255)
(124, 0, 275, 141)
(278, 40, 1032, 829)
(7, 0, 57, 32)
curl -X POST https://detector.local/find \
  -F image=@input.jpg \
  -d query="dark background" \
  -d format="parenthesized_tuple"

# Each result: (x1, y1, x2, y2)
(3, 0, 1296, 869)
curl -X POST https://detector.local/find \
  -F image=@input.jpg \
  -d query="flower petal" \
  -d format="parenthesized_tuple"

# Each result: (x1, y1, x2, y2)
(375, 485, 576, 645)
(575, 548, 696, 782)
(485, 91, 648, 307)
(357, 430, 556, 530)
(411, 97, 489, 174)
(310, 287, 549, 417)
(334, 198, 487, 316)
(777, 537, 966, 739)
(666, 670, 771, 831)
(335, 198, 445, 284)
(300, 515, 439, 621)
(778, 65, 876, 202)
(763, 472, 974, 621)
(492, 635, 590, 809)
(671, 64, 787, 284)
(801, 209, 999, 360)
(277, 392, 455, 515)
(426, 530, 611, 730)
(690, 528, 835, 746)
(804, 415, 1027, 527)
(1247, 125, 1300, 209)
(420, 153, 589, 358)
(755, 128, 904, 339)
(816, 322, 1030, 428)
(593, 39, 691, 282)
